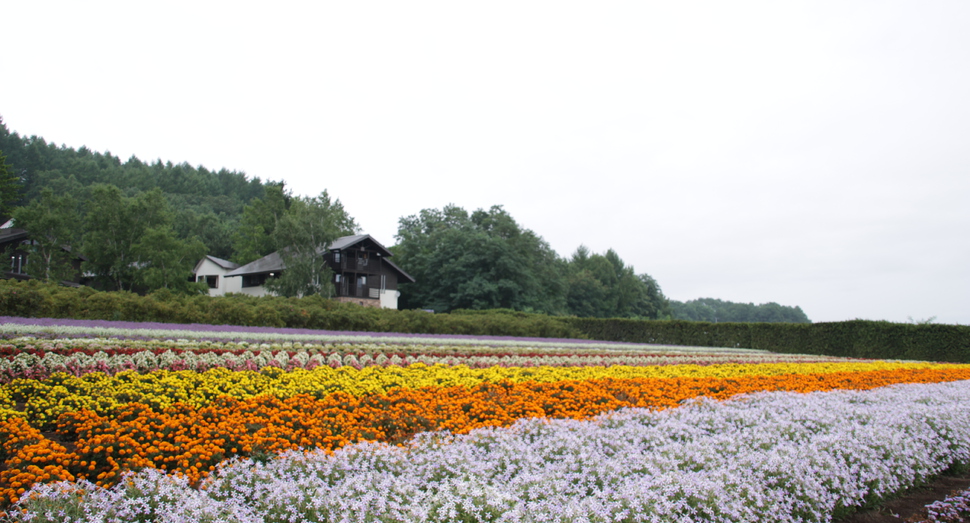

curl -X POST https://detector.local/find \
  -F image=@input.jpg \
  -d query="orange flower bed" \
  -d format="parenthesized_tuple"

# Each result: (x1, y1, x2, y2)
(1, 365, 969, 505)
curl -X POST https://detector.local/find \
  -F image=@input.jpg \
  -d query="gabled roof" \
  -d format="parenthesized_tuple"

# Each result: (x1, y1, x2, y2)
(208, 255, 239, 270)
(225, 251, 283, 277)
(193, 255, 240, 274)
(328, 234, 393, 257)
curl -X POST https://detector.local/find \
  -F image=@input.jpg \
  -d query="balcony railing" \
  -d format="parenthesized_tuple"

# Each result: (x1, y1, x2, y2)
(337, 257, 379, 273)
(335, 282, 381, 299)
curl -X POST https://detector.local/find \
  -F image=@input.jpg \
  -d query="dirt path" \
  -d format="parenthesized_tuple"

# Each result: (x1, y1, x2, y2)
(836, 475, 970, 522)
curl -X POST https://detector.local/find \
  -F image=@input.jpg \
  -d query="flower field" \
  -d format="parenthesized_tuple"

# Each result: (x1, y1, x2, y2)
(1, 317, 969, 522)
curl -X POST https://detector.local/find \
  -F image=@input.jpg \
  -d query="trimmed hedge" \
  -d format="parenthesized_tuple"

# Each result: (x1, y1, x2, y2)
(0, 279, 967, 362)
(560, 317, 970, 363)
(0, 280, 584, 340)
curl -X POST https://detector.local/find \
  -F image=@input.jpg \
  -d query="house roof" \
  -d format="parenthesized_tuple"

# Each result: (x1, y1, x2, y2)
(207, 255, 239, 270)
(225, 251, 284, 277)
(329, 234, 393, 257)
(193, 255, 241, 274)
(0, 227, 29, 246)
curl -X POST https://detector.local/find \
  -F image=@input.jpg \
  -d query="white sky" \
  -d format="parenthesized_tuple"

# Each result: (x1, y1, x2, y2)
(3, 1, 968, 324)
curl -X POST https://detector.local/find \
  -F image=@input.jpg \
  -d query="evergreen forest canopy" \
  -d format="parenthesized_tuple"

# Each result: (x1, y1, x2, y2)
(0, 116, 811, 322)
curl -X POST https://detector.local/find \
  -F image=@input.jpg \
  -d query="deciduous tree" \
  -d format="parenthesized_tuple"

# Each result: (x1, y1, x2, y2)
(264, 191, 358, 298)
(392, 205, 567, 313)
(81, 185, 188, 291)
(9, 188, 80, 283)
(231, 184, 290, 264)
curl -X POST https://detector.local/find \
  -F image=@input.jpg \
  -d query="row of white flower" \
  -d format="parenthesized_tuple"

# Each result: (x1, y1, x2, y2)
(15, 380, 970, 523)
(0, 321, 768, 353)
(0, 346, 842, 378)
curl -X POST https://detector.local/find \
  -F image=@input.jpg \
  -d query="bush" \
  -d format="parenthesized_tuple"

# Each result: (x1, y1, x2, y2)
(0, 279, 966, 362)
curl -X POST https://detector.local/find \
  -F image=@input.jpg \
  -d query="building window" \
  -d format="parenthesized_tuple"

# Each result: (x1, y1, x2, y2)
(242, 273, 272, 288)
(197, 275, 219, 289)
(333, 251, 341, 263)
(9, 254, 26, 274)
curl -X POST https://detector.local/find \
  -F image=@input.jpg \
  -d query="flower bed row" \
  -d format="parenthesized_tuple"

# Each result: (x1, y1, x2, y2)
(2, 365, 969, 508)
(2, 317, 968, 522)
(10, 380, 970, 523)
(1, 361, 955, 428)
(0, 317, 712, 351)
(0, 341, 858, 384)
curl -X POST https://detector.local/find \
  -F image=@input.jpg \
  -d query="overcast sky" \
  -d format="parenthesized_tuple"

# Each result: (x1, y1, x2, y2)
(3, 1, 968, 324)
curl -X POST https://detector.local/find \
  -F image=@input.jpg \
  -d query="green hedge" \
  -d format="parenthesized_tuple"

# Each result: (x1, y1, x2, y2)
(559, 317, 970, 363)
(0, 280, 585, 339)
(0, 279, 967, 362)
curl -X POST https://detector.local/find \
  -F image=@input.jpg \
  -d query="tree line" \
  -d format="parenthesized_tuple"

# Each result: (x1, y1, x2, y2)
(391, 204, 669, 318)
(0, 116, 810, 322)
(669, 297, 811, 323)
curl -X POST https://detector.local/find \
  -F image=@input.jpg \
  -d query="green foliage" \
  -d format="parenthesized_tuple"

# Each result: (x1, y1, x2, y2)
(82, 185, 168, 291)
(559, 317, 970, 363)
(81, 185, 204, 293)
(0, 279, 965, 363)
(231, 184, 290, 265)
(565, 246, 670, 319)
(0, 147, 20, 222)
(670, 297, 811, 323)
(133, 226, 209, 293)
(9, 187, 81, 283)
(393, 206, 669, 319)
(393, 205, 567, 314)
(263, 191, 358, 298)
(0, 116, 275, 263)
(0, 280, 49, 317)
(0, 279, 584, 338)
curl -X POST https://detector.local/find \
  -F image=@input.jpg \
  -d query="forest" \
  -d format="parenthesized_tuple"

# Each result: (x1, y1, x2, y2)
(0, 116, 809, 322)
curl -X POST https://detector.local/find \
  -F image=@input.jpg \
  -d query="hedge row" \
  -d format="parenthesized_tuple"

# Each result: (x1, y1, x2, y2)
(560, 317, 970, 363)
(0, 280, 582, 339)
(0, 279, 967, 363)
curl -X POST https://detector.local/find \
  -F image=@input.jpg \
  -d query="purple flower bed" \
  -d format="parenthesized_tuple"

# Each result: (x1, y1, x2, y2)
(0, 316, 643, 347)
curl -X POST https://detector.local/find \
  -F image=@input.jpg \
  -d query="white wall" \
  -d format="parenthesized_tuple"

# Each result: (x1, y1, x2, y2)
(193, 259, 242, 297)
(379, 289, 400, 309)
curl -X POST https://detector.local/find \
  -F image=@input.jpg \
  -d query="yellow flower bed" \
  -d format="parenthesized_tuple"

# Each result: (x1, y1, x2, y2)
(2, 360, 962, 428)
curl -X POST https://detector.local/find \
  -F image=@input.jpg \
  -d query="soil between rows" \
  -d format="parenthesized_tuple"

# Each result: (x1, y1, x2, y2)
(836, 474, 970, 523)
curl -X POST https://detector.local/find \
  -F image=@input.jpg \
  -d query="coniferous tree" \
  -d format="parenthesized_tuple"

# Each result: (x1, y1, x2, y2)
(0, 149, 20, 222)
